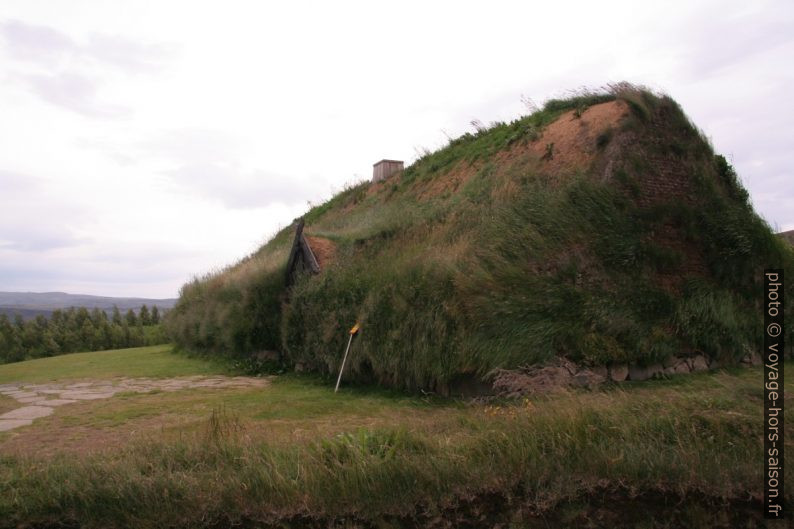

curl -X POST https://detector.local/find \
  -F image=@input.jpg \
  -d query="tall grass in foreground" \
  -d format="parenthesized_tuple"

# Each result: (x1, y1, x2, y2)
(1, 369, 790, 528)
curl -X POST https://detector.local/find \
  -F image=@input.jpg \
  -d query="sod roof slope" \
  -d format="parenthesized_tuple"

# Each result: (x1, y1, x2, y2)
(167, 87, 793, 391)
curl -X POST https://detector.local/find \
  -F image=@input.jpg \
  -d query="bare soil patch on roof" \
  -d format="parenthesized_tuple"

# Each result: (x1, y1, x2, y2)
(528, 100, 629, 173)
(304, 235, 337, 269)
(415, 159, 480, 200)
(414, 101, 629, 203)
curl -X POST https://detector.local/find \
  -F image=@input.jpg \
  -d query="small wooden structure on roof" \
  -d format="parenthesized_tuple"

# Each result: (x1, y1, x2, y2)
(372, 159, 403, 183)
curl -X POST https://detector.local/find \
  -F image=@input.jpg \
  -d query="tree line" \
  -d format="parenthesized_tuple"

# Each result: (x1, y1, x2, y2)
(0, 305, 168, 364)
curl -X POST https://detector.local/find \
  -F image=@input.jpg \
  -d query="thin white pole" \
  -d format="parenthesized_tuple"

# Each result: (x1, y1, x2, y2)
(335, 333, 355, 393)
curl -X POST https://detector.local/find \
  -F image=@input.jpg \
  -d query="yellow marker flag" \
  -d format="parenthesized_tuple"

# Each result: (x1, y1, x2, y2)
(336, 322, 360, 393)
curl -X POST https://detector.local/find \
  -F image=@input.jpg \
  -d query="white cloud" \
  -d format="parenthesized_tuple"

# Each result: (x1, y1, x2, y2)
(0, 18, 174, 116)
(0, 18, 74, 64)
(165, 163, 318, 209)
(18, 71, 129, 117)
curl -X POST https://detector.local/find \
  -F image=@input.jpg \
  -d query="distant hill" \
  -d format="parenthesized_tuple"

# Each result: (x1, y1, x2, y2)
(0, 291, 176, 321)
(0, 308, 54, 321)
(778, 230, 794, 246)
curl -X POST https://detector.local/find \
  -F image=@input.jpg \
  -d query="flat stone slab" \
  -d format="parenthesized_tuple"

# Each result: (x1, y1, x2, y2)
(17, 397, 48, 404)
(0, 419, 33, 432)
(0, 375, 271, 432)
(1, 406, 54, 421)
(62, 392, 117, 400)
(39, 399, 77, 407)
(5, 392, 38, 399)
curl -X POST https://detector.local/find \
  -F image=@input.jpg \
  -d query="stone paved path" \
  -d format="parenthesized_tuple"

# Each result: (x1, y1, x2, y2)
(0, 376, 270, 432)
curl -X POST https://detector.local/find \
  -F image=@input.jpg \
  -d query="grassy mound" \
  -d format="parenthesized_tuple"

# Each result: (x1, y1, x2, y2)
(166, 85, 793, 391)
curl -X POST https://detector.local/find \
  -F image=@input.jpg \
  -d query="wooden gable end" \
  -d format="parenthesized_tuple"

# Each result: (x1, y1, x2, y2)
(285, 219, 321, 287)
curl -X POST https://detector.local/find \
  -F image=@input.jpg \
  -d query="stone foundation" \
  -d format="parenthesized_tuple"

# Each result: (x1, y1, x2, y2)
(488, 351, 764, 399)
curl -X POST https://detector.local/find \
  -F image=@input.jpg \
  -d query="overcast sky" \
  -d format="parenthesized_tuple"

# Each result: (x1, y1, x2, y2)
(0, 0, 792, 298)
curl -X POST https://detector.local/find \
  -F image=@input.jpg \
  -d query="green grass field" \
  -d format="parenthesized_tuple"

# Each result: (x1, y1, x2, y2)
(0, 346, 791, 528)
(0, 344, 230, 384)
